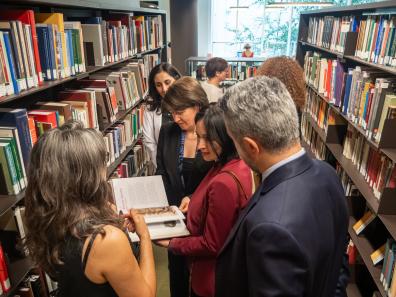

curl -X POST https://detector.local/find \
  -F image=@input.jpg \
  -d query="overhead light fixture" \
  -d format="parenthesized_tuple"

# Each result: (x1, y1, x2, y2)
(267, 1, 333, 7)
(229, 6, 250, 9)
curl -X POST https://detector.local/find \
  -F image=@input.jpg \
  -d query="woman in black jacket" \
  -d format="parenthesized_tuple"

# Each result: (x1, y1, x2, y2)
(156, 76, 211, 297)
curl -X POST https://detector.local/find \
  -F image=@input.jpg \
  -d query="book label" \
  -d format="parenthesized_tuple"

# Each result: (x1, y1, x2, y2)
(27, 77, 34, 88)
(39, 72, 43, 82)
(5, 85, 13, 95)
(0, 85, 5, 97)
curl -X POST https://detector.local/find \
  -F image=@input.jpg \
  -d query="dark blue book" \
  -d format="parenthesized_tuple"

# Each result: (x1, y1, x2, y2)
(68, 17, 102, 24)
(0, 108, 32, 167)
(374, 17, 384, 64)
(36, 26, 50, 81)
(2, 32, 19, 94)
(342, 69, 353, 115)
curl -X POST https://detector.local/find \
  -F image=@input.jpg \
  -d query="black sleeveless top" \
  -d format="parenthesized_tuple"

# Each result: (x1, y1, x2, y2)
(56, 229, 131, 297)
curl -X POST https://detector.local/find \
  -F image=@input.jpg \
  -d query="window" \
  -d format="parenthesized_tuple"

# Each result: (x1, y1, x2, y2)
(210, 0, 381, 58)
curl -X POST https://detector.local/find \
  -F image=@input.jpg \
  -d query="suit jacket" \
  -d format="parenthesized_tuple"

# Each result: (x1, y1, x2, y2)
(156, 122, 213, 206)
(215, 153, 348, 297)
(169, 159, 253, 297)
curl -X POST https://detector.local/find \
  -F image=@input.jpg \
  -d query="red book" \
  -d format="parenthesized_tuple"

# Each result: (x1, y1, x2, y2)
(388, 166, 396, 189)
(27, 110, 58, 129)
(28, 116, 38, 145)
(0, 244, 10, 293)
(0, 10, 43, 85)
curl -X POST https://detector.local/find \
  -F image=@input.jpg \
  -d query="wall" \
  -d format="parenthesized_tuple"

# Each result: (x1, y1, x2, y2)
(197, 0, 211, 57)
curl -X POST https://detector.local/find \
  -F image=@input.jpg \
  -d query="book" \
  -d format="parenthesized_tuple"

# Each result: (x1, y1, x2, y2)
(371, 243, 386, 265)
(110, 175, 189, 242)
(81, 24, 105, 66)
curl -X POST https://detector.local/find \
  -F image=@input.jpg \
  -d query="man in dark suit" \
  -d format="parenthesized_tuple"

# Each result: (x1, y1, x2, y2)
(216, 76, 349, 297)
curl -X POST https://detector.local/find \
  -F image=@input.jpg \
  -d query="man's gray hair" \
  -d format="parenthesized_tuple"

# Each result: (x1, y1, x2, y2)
(220, 76, 300, 152)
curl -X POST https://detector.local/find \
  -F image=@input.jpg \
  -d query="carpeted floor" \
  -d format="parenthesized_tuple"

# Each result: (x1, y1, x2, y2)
(154, 245, 170, 297)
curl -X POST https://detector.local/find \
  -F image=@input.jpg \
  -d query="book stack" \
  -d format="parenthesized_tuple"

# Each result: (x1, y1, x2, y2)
(301, 114, 330, 161)
(304, 51, 347, 106)
(355, 16, 396, 67)
(0, 10, 44, 96)
(380, 239, 396, 296)
(110, 143, 150, 179)
(104, 106, 144, 167)
(307, 16, 359, 53)
(343, 124, 396, 199)
(304, 51, 396, 144)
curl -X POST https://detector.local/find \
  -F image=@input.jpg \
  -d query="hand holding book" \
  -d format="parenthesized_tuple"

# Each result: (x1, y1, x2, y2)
(121, 209, 150, 241)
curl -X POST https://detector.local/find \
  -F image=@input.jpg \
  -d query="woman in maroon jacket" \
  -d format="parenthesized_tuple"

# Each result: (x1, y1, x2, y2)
(156, 104, 253, 297)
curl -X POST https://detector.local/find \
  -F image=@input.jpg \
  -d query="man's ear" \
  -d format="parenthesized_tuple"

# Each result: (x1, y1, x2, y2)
(241, 136, 260, 156)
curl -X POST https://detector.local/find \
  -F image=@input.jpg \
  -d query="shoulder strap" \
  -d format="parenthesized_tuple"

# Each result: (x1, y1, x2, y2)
(82, 230, 101, 272)
(221, 170, 248, 203)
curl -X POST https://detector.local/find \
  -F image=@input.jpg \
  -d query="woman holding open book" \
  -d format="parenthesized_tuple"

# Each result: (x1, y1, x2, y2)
(156, 77, 212, 297)
(24, 121, 156, 297)
(156, 104, 253, 297)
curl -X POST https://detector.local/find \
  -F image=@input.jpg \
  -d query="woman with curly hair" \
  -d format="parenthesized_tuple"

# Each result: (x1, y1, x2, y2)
(25, 121, 156, 297)
(257, 56, 306, 116)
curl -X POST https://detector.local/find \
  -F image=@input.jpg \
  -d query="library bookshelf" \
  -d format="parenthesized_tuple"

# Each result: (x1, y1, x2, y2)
(0, 0, 167, 295)
(297, 1, 396, 296)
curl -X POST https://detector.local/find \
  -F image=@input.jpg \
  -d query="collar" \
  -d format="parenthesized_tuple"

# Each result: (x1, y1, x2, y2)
(261, 149, 306, 182)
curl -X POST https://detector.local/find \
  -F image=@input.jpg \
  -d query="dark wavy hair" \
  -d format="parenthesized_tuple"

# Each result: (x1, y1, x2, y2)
(195, 103, 238, 165)
(25, 121, 121, 276)
(147, 62, 182, 113)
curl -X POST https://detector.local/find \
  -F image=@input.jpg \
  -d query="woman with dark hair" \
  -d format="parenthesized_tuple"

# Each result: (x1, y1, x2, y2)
(156, 76, 213, 297)
(143, 62, 182, 168)
(25, 121, 156, 297)
(156, 104, 253, 297)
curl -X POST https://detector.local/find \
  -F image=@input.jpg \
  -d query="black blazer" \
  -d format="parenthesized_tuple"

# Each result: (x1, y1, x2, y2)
(215, 153, 349, 297)
(156, 122, 212, 206)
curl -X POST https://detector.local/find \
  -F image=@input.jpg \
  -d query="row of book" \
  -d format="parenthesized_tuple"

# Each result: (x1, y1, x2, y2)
(0, 103, 144, 195)
(109, 143, 150, 179)
(379, 239, 396, 296)
(306, 15, 396, 68)
(0, 9, 163, 97)
(307, 16, 358, 53)
(343, 124, 396, 200)
(0, 204, 57, 296)
(304, 51, 396, 144)
(192, 63, 259, 81)
(104, 107, 144, 168)
(301, 113, 328, 161)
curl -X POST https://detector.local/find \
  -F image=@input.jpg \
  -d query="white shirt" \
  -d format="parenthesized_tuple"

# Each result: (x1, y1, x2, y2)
(142, 106, 163, 168)
(261, 149, 306, 182)
(201, 81, 223, 103)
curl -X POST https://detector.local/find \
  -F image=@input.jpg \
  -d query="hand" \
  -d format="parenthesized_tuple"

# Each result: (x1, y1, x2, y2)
(179, 197, 190, 214)
(154, 239, 171, 248)
(122, 209, 150, 240)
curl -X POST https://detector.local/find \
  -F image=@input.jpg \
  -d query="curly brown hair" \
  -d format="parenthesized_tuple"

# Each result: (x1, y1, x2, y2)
(257, 56, 306, 111)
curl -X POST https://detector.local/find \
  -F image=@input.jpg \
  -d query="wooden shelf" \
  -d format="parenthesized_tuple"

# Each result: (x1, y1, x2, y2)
(348, 217, 386, 297)
(300, 40, 396, 77)
(304, 112, 327, 143)
(1, 257, 34, 297)
(106, 134, 142, 178)
(346, 283, 362, 297)
(0, 47, 162, 105)
(382, 148, 396, 163)
(327, 143, 379, 213)
(378, 214, 396, 242)
(0, 191, 26, 217)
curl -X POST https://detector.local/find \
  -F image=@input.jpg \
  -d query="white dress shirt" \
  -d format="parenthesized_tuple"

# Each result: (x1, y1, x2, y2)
(142, 107, 163, 168)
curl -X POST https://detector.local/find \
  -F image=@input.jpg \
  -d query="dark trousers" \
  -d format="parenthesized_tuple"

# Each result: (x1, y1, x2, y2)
(168, 251, 190, 297)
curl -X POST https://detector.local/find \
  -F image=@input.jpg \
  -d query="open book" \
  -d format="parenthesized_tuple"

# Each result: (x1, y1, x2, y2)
(110, 175, 190, 242)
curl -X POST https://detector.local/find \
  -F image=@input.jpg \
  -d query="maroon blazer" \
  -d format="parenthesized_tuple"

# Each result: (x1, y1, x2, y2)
(169, 158, 253, 297)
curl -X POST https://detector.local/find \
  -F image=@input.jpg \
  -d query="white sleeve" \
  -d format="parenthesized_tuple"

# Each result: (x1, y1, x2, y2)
(142, 109, 158, 168)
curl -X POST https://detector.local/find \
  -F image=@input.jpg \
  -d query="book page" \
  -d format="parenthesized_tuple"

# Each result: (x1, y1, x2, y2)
(111, 175, 170, 211)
